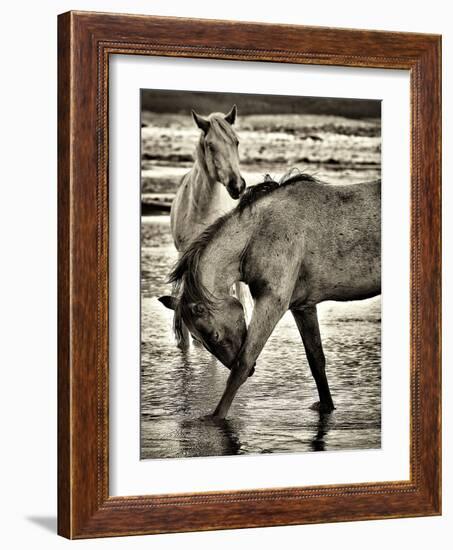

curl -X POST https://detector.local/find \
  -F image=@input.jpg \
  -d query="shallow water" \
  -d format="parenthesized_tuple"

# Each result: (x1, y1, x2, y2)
(141, 216, 381, 459)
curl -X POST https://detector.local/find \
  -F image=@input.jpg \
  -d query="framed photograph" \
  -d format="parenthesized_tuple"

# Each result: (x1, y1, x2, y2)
(58, 11, 441, 538)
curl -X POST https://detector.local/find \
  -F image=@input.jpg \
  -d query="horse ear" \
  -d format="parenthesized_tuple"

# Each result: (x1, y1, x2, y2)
(158, 295, 178, 311)
(224, 104, 237, 125)
(188, 302, 207, 317)
(191, 110, 210, 134)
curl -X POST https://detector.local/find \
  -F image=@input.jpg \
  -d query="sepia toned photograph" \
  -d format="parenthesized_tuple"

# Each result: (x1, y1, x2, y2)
(140, 89, 381, 460)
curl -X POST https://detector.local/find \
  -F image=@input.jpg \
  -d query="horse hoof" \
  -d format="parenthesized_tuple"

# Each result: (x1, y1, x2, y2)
(176, 341, 190, 351)
(199, 413, 226, 423)
(310, 401, 335, 413)
(199, 414, 215, 423)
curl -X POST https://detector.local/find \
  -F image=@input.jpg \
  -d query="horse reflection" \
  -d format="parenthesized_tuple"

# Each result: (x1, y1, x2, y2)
(310, 412, 334, 452)
(180, 417, 242, 457)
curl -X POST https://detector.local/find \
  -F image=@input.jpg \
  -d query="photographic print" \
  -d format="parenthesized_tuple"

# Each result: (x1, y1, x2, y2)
(140, 89, 381, 459)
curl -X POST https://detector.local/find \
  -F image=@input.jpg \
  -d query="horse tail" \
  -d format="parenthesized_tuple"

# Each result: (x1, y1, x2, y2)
(168, 252, 189, 288)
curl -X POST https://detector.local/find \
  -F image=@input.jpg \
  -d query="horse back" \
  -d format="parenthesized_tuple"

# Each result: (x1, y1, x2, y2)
(242, 180, 381, 305)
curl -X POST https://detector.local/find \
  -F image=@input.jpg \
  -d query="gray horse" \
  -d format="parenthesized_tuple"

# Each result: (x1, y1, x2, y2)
(159, 173, 381, 419)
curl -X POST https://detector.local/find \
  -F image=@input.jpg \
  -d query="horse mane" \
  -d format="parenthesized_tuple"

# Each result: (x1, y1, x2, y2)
(168, 213, 233, 339)
(207, 113, 238, 143)
(237, 170, 320, 213)
(168, 213, 232, 299)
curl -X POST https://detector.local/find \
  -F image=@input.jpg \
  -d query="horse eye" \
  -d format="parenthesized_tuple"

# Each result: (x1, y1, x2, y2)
(212, 331, 220, 342)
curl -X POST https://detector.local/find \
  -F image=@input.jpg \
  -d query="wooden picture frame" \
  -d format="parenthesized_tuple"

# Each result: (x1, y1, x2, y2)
(58, 10, 441, 539)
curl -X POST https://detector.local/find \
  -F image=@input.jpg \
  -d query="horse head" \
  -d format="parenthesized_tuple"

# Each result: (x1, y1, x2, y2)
(192, 105, 246, 200)
(158, 294, 248, 371)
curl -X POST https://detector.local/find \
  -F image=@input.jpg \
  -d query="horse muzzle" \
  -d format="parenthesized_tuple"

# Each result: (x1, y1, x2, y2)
(227, 177, 246, 200)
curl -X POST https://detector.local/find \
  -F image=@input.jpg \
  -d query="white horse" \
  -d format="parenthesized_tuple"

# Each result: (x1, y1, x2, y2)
(169, 105, 247, 347)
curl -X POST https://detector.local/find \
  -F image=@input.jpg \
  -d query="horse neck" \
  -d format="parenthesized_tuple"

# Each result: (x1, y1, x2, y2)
(189, 141, 221, 210)
(198, 214, 253, 300)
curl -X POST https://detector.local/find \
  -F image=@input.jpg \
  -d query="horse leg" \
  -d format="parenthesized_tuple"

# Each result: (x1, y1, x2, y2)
(292, 307, 335, 413)
(212, 292, 287, 419)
